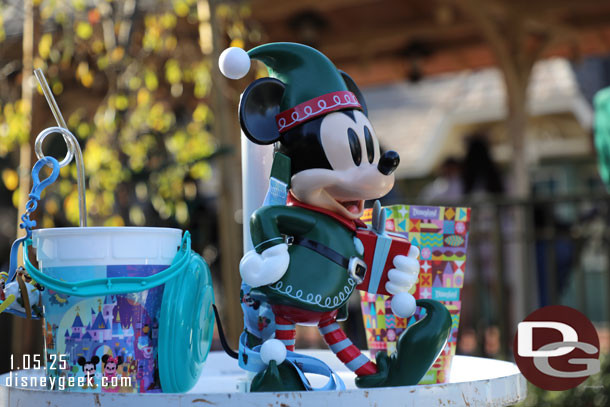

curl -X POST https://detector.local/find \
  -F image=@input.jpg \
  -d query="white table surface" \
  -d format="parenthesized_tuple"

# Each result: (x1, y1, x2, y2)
(0, 351, 526, 407)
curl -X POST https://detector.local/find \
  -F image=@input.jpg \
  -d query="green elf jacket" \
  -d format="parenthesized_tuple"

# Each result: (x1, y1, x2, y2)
(250, 194, 366, 313)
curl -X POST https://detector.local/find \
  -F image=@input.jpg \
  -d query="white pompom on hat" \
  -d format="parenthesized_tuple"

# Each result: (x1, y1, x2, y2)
(218, 47, 251, 80)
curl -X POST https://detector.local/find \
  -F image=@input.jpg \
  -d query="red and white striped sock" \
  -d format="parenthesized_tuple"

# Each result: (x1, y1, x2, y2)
(318, 318, 377, 376)
(275, 315, 296, 351)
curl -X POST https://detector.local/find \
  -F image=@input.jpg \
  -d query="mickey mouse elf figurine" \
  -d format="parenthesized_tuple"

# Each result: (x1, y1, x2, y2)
(219, 43, 451, 391)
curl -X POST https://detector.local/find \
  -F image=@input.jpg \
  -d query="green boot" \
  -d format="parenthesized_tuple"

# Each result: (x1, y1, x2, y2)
(250, 360, 308, 392)
(356, 299, 452, 388)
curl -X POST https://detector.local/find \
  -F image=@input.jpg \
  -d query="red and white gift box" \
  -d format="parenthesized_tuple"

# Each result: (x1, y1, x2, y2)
(355, 227, 411, 296)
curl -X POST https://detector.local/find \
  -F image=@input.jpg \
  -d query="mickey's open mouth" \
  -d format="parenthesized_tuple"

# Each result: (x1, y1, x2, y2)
(340, 200, 364, 215)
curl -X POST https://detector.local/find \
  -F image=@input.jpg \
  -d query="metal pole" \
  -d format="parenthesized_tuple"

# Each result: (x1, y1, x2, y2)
(492, 205, 507, 359)
(241, 137, 274, 251)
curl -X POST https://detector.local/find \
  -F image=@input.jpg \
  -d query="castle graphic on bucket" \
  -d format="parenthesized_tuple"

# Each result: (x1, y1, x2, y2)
(31, 227, 184, 393)
(43, 264, 166, 393)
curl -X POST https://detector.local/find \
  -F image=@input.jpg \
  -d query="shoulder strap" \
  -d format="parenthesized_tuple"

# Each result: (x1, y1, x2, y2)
(238, 332, 346, 391)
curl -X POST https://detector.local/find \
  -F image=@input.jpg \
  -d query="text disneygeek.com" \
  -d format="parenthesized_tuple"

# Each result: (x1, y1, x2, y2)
(4, 372, 132, 391)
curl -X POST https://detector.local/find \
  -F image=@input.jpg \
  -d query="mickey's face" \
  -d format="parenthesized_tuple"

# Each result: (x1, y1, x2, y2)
(77, 356, 100, 376)
(238, 69, 400, 219)
(285, 109, 399, 219)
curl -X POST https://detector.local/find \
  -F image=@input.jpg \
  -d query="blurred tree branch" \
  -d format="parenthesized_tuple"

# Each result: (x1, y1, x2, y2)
(0, 0, 256, 231)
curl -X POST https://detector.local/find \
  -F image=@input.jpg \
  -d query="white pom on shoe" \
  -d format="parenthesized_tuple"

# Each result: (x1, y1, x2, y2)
(219, 47, 251, 79)
(260, 339, 287, 365)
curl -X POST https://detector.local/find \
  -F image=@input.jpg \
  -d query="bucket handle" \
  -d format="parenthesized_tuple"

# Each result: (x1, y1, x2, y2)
(23, 232, 192, 297)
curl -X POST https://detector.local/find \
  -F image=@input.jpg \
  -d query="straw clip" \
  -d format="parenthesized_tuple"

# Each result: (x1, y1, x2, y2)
(33, 69, 87, 227)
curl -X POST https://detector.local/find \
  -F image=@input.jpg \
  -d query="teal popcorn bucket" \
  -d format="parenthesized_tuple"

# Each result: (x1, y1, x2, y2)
(23, 227, 214, 393)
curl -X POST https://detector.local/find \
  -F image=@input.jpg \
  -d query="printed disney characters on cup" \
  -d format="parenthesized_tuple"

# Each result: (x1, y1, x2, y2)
(219, 43, 452, 390)
(101, 354, 123, 393)
(77, 356, 100, 390)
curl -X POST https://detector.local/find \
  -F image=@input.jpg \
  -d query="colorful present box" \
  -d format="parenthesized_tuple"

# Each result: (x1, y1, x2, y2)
(355, 229, 411, 296)
(360, 204, 471, 384)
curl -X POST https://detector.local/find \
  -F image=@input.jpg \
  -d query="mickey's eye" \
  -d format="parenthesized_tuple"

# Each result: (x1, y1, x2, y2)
(347, 128, 362, 166)
(364, 126, 374, 164)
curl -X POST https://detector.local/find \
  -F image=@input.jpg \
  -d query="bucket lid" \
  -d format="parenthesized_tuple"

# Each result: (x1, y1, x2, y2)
(158, 251, 214, 392)
(32, 227, 182, 268)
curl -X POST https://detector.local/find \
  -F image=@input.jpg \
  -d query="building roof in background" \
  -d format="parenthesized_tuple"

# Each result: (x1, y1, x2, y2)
(363, 58, 592, 178)
(251, 0, 610, 86)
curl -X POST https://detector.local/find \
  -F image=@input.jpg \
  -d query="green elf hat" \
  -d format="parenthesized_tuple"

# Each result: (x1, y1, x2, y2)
(219, 42, 362, 133)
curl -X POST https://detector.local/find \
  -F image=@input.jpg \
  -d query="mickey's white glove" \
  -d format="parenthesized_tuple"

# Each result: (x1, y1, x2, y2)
(386, 245, 420, 318)
(240, 243, 290, 288)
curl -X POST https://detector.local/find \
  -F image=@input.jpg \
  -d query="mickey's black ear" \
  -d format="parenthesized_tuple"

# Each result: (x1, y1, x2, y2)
(91, 356, 100, 365)
(239, 77, 285, 145)
(77, 356, 86, 366)
(340, 70, 368, 116)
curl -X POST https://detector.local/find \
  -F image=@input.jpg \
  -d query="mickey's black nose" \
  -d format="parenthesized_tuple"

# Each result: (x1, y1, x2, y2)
(378, 150, 400, 175)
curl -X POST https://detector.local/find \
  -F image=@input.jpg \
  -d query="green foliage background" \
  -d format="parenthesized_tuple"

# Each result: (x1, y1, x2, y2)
(0, 0, 253, 232)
